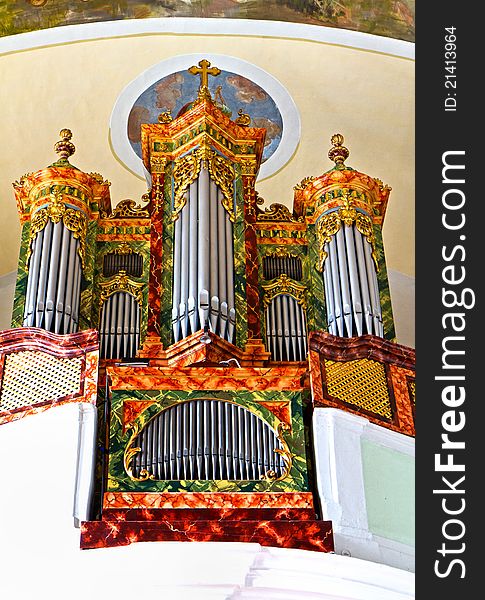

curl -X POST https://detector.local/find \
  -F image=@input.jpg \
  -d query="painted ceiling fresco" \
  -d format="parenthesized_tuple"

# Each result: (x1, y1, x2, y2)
(128, 69, 283, 163)
(1, 1, 415, 42)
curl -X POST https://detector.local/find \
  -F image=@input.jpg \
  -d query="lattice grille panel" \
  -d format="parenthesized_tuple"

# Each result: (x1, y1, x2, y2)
(324, 358, 392, 419)
(0, 351, 83, 412)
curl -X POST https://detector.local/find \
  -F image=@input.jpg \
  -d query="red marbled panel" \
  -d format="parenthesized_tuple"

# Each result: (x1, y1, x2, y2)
(80, 518, 334, 553)
(103, 491, 315, 510)
(123, 400, 157, 433)
(102, 507, 316, 522)
(389, 364, 415, 436)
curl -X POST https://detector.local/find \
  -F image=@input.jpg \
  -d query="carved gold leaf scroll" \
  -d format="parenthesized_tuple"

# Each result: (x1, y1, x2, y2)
(208, 153, 235, 222)
(172, 152, 202, 221)
(172, 146, 235, 222)
(124, 420, 156, 481)
(262, 274, 307, 308)
(316, 195, 378, 271)
(28, 191, 88, 269)
(99, 270, 144, 305)
(111, 199, 150, 218)
(257, 203, 302, 223)
(260, 422, 293, 482)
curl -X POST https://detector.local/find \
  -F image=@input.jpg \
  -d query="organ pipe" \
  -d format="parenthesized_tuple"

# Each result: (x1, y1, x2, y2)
(130, 400, 286, 481)
(322, 222, 383, 338)
(265, 294, 308, 362)
(172, 165, 235, 344)
(23, 213, 84, 335)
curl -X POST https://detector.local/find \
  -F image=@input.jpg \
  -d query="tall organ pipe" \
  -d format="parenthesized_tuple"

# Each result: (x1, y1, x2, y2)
(320, 218, 383, 338)
(171, 170, 235, 344)
(24, 209, 84, 334)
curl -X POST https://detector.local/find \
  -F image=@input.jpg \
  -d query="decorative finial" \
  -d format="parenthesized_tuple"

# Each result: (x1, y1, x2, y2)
(54, 129, 75, 161)
(328, 133, 349, 168)
(188, 59, 221, 101)
(158, 110, 173, 123)
(235, 109, 251, 127)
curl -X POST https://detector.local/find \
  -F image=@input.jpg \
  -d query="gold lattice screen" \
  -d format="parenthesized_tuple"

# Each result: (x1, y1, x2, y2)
(324, 358, 392, 420)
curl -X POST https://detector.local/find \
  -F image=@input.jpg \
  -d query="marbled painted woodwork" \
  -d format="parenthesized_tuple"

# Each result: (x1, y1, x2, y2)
(0, 328, 99, 425)
(107, 378, 310, 496)
(308, 331, 415, 436)
(81, 514, 333, 552)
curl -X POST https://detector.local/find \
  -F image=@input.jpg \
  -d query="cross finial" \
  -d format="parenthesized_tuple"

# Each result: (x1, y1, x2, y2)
(188, 59, 221, 101)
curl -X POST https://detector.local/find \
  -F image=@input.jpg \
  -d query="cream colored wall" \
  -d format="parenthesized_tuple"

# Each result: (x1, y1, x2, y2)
(0, 33, 414, 281)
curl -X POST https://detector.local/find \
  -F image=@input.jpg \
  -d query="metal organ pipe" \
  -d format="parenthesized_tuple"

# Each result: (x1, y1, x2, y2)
(171, 168, 236, 344)
(265, 294, 307, 362)
(99, 292, 141, 360)
(23, 210, 85, 335)
(120, 397, 289, 482)
(321, 220, 383, 338)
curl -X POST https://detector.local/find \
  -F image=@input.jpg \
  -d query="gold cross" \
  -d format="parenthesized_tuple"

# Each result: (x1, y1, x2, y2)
(188, 59, 221, 89)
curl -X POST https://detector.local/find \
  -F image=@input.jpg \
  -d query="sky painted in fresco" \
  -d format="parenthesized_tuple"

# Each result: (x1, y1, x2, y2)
(128, 69, 283, 164)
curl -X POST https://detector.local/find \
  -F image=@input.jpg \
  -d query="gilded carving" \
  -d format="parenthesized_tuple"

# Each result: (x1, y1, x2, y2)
(124, 421, 155, 482)
(235, 109, 251, 127)
(257, 203, 302, 223)
(262, 274, 307, 308)
(111, 199, 150, 218)
(316, 194, 378, 271)
(27, 191, 87, 268)
(150, 156, 168, 173)
(260, 422, 293, 482)
(99, 270, 144, 305)
(293, 176, 315, 190)
(88, 172, 111, 186)
(172, 152, 202, 221)
(208, 153, 235, 221)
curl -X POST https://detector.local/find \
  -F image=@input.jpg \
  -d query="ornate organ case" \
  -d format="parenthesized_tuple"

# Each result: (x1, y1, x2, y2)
(9, 61, 414, 552)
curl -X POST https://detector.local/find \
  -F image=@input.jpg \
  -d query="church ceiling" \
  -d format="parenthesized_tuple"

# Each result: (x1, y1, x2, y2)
(1, 1, 414, 42)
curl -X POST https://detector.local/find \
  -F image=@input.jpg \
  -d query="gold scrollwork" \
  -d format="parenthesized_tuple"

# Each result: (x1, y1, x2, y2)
(257, 203, 302, 223)
(172, 146, 235, 222)
(124, 421, 156, 481)
(316, 194, 378, 271)
(111, 199, 150, 218)
(27, 191, 87, 268)
(265, 247, 299, 259)
(293, 176, 315, 191)
(208, 153, 235, 222)
(262, 274, 307, 308)
(99, 270, 144, 305)
(172, 153, 201, 221)
(260, 422, 293, 482)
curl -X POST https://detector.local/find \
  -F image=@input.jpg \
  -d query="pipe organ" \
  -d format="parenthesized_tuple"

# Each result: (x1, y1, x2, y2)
(9, 59, 402, 553)
(171, 165, 236, 344)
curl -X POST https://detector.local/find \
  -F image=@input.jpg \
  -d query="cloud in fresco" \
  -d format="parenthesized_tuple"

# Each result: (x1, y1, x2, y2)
(155, 73, 184, 111)
(252, 117, 282, 147)
(226, 75, 268, 104)
(128, 105, 151, 143)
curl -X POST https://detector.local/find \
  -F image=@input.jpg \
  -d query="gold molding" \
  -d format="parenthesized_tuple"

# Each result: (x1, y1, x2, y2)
(27, 191, 87, 269)
(99, 270, 144, 305)
(260, 422, 293, 482)
(124, 420, 155, 482)
(262, 274, 307, 308)
(316, 194, 378, 271)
